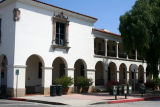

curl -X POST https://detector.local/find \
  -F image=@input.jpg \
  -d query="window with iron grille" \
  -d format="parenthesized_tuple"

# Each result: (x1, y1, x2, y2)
(56, 22, 66, 46)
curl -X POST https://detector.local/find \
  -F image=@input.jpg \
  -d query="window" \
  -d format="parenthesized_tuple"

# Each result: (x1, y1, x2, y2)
(56, 22, 66, 46)
(52, 12, 70, 51)
(0, 18, 2, 43)
(38, 62, 42, 79)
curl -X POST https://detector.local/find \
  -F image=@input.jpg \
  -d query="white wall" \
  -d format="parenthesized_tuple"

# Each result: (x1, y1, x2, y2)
(14, 2, 95, 70)
(0, 2, 16, 88)
(0, 2, 16, 66)
(13, 2, 96, 88)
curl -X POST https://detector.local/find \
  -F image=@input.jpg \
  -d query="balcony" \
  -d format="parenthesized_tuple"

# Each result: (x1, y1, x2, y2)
(119, 52, 127, 58)
(128, 54, 136, 59)
(94, 49, 105, 56)
(107, 50, 116, 57)
(137, 55, 143, 60)
(52, 39, 70, 51)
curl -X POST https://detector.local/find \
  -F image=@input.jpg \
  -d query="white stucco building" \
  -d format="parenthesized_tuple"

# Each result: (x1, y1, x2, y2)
(0, 0, 154, 97)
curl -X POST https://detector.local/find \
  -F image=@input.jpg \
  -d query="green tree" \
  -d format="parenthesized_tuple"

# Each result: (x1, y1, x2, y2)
(119, 0, 160, 78)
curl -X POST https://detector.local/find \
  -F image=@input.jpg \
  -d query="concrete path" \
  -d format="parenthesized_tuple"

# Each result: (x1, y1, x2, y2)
(10, 91, 160, 106)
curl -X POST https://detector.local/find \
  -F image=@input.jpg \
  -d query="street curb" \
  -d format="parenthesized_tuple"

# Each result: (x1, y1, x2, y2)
(8, 98, 67, 105)
(108, 97, 160, 104)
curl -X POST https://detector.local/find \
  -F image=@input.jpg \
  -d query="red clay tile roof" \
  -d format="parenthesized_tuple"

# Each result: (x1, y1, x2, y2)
(93, 28, 121, 37)
(0, 0, 98, 21)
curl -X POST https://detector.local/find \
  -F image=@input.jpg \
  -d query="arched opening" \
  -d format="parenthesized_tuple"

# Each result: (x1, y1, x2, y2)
(0, 55, 8, 96)
(138, 65, 144, 83)
(119, 63, 127, 84)
(94, 38, 105, 56)
(95, 61, 104, 86)
(108, 62, 117, 81)
(74, 59, 87, 86)
(25, 55, 44, 95)
(129, 64, 138, 91)
(52, 57, 67, 84)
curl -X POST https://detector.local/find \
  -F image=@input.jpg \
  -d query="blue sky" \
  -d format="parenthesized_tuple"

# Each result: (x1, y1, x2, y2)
(39, 0, 137, 34)
(0, 0, 136, 34)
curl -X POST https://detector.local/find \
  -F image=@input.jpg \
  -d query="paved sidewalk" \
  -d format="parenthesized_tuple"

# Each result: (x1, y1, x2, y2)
(9, 91, 160, 106)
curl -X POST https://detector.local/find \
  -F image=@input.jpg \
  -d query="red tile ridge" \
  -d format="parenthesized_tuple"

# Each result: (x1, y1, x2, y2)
(0, 0, 98, 21)
(93, 28, 121, 36)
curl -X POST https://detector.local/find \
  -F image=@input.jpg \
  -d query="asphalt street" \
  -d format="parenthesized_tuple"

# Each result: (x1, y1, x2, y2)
(0, 99, 160, 107)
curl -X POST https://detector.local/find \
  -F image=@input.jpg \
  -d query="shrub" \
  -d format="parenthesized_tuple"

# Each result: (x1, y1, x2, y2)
(54, 76, 74, 88)
(145, 78, 160, 89)
(145, 81, 155, 89)
(75, 76, 93, 88)
(152, 78, 160, 86)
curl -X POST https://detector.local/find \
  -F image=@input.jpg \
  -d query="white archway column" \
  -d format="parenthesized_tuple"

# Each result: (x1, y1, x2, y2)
(126, 71, 130, 84)
(42, 67, 52, 96)
(104, 64, 108, 85)
(117, 71, 119, 82)
(105, 39, 108, 57)
(7, 65, 26, 97)
(66, 68, 74, 79)
(86, 69, 95, 93)
(65, 68, 74, 93)
(135, 72, 138, 83)
(144, 72, 146, 83)
(116, 42, 119, 58)
(86, 69, 95, 85)
(135, 50, 138, 60)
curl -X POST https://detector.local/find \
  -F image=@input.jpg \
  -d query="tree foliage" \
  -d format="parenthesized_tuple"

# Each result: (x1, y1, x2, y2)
(119, 0, 160, 78)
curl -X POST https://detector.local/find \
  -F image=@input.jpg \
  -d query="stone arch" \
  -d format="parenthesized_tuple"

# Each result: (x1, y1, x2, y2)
(0, 54, 8, 96)
(129, 64, 138, 91)
(129, 64, 138, 83)
(108, 62, 117, 81)
(25, 54, 45, 94)
(52, 57, 68, 84)
(119, 63, 127, 84)
(74, 59, 87, 86)
(95, 61, 104, 86)
(138, 65, 144, 83)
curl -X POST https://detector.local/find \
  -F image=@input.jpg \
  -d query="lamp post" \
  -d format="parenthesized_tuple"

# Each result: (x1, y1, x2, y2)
(124, 85, 127, 99)
(112, 85, 118, 100)
(128, 85, 132, 95)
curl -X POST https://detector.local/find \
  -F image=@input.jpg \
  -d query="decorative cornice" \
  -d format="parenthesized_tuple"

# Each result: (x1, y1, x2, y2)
(54, 12, 68, 20)
(13, 8, 21, 21)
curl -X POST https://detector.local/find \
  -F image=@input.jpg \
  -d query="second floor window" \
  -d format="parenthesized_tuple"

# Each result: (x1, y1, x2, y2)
(56, 22, 66, 46)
